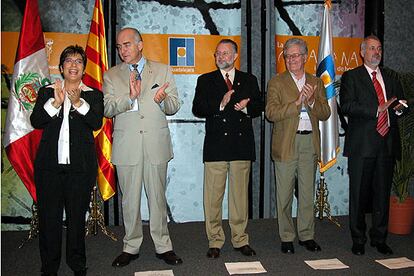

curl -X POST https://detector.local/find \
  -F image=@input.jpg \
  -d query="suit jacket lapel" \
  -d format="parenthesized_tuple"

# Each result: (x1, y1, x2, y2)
(359, 65, 379, 100)
(213, 70, 228, 94)
(380, 68, 394, 100)
(283, 71, 300, 96)
(119, 63, 130, 91)
(233, 69, 241, 91)
(141, 60, 153, 94)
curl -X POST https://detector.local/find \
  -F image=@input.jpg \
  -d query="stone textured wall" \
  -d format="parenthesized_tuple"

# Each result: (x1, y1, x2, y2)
(384, 0, 414, 72)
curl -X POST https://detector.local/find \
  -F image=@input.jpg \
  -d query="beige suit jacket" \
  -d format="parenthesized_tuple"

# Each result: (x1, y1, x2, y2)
(266, 71, 330, 162)
(103, 59, 180, 165)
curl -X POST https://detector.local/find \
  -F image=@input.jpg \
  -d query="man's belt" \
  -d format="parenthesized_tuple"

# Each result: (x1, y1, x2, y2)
(296, 130, 312, 135)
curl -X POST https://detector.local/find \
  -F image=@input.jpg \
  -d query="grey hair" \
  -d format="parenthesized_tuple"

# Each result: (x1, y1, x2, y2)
(361, 35, 381, 52)
(283, 38, 308, 55)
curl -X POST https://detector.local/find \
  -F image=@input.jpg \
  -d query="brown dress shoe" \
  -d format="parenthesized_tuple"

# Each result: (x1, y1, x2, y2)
(206, 247, 220, 258)
(112, 252, 139, 267)
(234, 245, 256, 256)
(155, 250, 183, 265)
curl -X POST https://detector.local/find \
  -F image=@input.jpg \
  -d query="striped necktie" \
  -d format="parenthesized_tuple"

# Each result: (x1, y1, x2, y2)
(132, 64, 141, 81)
(372, 71, 389, 136)
(225, 72, 232, 91)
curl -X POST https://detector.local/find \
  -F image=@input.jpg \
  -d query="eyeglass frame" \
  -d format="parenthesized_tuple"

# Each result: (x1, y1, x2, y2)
(283, 52, 304, 61)
(63, 58, 84, 65)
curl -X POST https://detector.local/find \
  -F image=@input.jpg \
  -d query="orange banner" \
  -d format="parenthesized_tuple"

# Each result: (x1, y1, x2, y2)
(276, 35, 363, 75)
(2, 32, 240, 75)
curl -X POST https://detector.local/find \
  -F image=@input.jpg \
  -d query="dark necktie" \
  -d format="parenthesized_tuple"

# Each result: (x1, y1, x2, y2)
(132, 64, 141, 81)
(372, 71, 389, 136)
(225, 73, 232, 91)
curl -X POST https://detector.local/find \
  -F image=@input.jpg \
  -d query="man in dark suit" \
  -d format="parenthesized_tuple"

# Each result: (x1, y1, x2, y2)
(192, 39, 262, 259)
(266, 38, 330, 254)
(30, 45, 103, 276)
(340, 35, 407, 256)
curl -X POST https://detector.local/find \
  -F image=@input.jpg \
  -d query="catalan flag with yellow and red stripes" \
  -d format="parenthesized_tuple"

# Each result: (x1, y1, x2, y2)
(83, 0, 116, 200)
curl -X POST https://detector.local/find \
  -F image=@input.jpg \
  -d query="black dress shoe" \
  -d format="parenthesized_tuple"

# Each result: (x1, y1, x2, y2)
(234, 245, 256, 256)
(299, 240, 322, 252)
(281, 242, 294, 254)
(370, 242, 393, 255)
(156, 250, 183, 265)
(112, 252, 139, 267)
(41, 273, 57, 276)
(207, 247, 220, 258)
(351, 243, 365, 255)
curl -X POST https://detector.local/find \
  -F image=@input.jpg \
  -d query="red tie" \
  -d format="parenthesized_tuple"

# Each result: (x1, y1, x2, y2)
(372, 71, 389, 136)
(225, 73, 232, 91)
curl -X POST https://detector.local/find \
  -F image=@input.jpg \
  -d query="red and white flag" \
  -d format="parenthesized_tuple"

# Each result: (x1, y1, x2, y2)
(3, 0, 50, 202)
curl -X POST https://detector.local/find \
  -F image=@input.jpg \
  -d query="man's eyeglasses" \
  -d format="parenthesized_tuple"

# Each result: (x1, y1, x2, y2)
(283, 53, 303, 60)
(64, 58, 83, 65)
(214, 51, 232, 58)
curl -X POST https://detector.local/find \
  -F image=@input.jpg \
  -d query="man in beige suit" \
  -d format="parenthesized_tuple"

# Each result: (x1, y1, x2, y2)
(266, 38, 330, 254)
(103, 27, 182, 267)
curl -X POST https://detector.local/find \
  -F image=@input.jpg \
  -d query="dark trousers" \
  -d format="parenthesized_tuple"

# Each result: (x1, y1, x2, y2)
(348, 150, 395, 245)
(35, 165, 93, 274)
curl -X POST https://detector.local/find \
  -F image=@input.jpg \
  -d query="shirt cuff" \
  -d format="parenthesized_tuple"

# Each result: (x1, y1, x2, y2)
(44, 98, 61, 117)
(308, 101, 315, 109)
(73, 98, 89, 115)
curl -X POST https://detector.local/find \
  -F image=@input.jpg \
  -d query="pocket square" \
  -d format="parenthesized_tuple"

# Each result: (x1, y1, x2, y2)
(151, 84, 159, 89)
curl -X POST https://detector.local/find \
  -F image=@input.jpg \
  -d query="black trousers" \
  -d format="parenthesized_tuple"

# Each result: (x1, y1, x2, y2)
(348, 150, 395, 245)
(35, 165, 94, 274)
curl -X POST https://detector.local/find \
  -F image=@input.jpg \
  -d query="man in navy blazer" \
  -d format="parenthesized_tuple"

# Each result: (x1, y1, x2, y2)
(340, 35, 407, 256)
(193, 39, 263, 259)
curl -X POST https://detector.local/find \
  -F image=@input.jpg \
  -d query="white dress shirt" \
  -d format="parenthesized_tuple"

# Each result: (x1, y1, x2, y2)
(364, 65, 391, 125)
(128, 56, 146, 112)
(290, 72, 312, 131)
(43, 81, 92, 164)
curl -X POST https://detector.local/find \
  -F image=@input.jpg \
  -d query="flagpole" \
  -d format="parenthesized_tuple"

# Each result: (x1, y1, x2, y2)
(314, 0, 340, 227)
(83, 0, 117, 241)
(315, 173, 340, 227)
(86, 186, 117, 241)
(19, 202, 39, 248)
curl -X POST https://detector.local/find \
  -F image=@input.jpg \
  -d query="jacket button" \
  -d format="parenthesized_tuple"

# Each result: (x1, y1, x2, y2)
(140, 115, 144, 119)
(139, 130, 143, 134)
(223, 118, 226, 122)
(240, 119, 242, 122)
(239, 133, 242, 136)
(224, 132, 228, 136)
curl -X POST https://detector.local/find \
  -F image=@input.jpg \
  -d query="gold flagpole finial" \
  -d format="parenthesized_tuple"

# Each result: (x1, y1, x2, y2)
(324, 0, 332, 9)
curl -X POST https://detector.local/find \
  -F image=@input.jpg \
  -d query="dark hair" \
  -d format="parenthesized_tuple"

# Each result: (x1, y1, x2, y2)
(217, 39, 238, 53)
(59, 45, 87, 73)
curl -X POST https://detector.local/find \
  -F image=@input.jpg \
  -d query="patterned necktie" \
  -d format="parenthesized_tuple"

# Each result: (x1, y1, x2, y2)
(132, 64, 141, 81)
(225, 73, 232, 91)
(372, 71, 389, 136)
